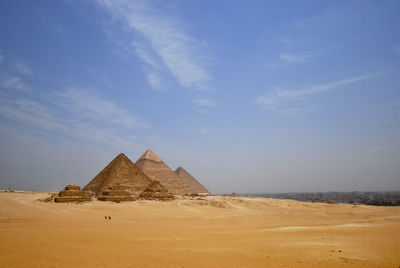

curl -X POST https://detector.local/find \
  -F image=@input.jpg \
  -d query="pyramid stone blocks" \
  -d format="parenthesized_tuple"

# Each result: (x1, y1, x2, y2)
(54, 185, 91, 203)
(135, 149, 195, 195)
(175, 167, 210, 195)
(83, 153, 153, 200)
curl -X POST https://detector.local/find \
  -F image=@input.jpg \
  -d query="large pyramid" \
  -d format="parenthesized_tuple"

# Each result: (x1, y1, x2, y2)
(83, 153, 154, 198)
(175, 167, 210, 195)
(135, 149, 195, 195)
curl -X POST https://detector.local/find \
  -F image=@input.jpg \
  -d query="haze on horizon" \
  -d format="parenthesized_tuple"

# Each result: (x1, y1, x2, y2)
(0, 0, 399, 193)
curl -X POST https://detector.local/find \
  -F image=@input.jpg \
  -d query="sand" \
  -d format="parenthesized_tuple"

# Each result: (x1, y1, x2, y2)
(0, 191, 399, 267)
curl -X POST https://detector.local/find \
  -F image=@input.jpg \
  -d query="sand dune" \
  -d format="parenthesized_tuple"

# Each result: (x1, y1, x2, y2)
(0, 191, 399, 267)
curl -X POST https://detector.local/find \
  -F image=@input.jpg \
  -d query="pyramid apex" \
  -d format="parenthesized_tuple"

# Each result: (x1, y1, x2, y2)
(114, 153, 129, 161)
(138, 149, 162, 162)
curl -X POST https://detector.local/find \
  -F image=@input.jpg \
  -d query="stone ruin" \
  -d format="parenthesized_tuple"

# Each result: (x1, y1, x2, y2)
(97, 185, 135, 202)
(138, 180, 175, 201)
(54, 185, 91, 203)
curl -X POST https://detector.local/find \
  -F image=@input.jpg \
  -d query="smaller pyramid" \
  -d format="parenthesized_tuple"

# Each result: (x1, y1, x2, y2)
(136, 149, 195, 195)
(83, 153, 153, 199)
(54, 185, 91, 203)
(175, 167, 210, 195)
(138, 181, 175, 201)
(97, 184, 135, 202)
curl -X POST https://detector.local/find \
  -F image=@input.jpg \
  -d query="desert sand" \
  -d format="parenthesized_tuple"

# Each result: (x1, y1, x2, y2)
(0, 191, 399, 267)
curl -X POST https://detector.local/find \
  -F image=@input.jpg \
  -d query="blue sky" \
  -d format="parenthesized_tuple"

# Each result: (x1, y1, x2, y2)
(0, 0, 399, 193)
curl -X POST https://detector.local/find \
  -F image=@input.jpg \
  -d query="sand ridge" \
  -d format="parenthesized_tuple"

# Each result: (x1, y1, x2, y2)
(0, 191, 399, 267)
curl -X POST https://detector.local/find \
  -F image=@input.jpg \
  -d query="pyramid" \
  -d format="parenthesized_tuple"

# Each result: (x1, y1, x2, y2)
(97, 184, 135, 202)
(83, 153, 154, 199)
(175, 167, 210, 195)
(138, 181, 175, 201)
(54, 185, 91, 203)
(135, 149, 195, 195)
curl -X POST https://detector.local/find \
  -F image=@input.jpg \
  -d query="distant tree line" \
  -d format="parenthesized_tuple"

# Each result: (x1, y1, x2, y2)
(241, 192, 400, 206)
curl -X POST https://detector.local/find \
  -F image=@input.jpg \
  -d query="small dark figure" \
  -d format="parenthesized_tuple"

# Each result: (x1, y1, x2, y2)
(105, 216, 107, 219)
(108, 216, 111, 220)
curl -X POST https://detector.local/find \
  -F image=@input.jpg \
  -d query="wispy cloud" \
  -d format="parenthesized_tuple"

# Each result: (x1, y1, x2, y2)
(0, 85, 149, 151)
(266, 46, 341, 69)
(55, 88, 149, 129)
(0, 96, 144, 150)
(199, 127, 208, 134)
(47, 24, 64, 35)
(290, 18, 313, 29)
(146, 72, 165, 91)
(256, 73, 379, 113)
(265, 52, 313, 69)
(1, 75, 30, 92)
(0, 97, 65, 131)
(0, 52, 3, 63)
(15, 62, 32, 75)
(95, 0, 211, 90)
(0, 56, 149, 154)
(277, 35, 295, 46)
(278, 53, 312, 63)
(393, 46, 400, 56)
(133, 42, 159, 68)
(192, 97, 216, 108)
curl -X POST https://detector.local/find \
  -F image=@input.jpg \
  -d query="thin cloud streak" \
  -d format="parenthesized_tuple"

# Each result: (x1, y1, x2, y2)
(0, 98, 64, 131)
(267, 46, 345, 69)
(192, 98, 216, 108)
(15, 62, 32, 75)
(290, 18, 313, 29)
(1, 75, 30, 92)
(133, 42, 159, 68)
(279, 73, 379, 97)
(146, 72, 165, 91)
(55, 88, 149, 130)
(0, 94, 145, 150)
(279, 53, 311, 63)
(278, 35, 295, 46)
(256, 73, 380, 112)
